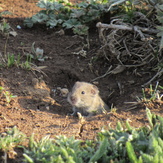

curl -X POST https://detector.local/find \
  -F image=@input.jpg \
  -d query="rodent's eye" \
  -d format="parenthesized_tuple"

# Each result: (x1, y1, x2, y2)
(81, 91, 85, 94)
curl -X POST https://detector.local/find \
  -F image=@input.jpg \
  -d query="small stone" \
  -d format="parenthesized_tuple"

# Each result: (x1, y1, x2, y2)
(17, 25, 21, 29)
(60, 88, 69, 97)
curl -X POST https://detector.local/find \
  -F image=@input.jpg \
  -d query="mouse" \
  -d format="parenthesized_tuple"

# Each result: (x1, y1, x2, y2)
(67, 81, 109, 116)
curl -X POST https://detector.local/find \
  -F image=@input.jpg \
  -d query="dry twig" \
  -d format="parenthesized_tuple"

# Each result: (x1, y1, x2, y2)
(96, 22, 158, 41)
(143, 68, 163, 86)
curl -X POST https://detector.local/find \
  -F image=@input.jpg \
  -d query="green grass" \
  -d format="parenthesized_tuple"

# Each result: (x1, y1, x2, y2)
(137, 82, 163, 105)
(0, 86, 17, 104)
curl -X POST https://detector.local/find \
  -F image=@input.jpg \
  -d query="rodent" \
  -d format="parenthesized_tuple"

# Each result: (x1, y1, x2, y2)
(67, 81, 109, 116)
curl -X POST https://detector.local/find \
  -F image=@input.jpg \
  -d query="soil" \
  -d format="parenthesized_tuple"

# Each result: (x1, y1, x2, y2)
(0, 0, 163, 162)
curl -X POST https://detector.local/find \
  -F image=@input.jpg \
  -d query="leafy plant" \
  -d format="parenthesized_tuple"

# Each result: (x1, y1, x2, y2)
(137, 82, 163, 104)
(22, 108, 163, 163)
(24, 42, 47, 62)
(7, 53, 16, 67)
(0, 19, 11, 35)
(23, 133, 112, 163)
(21, 56, 32, 70)
(24, 0, 110, 35)
(126, 109, 163, 162)
(0, 86, 17, 104)
(0, 51, 34, 70)
(23, 135, 87, 163)
(0, 10, 12, 18)
(0, 126, 26, 163)
(0, 109, 162, 162)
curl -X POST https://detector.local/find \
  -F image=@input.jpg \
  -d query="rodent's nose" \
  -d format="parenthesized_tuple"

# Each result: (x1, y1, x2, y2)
(70, 96, 76, 103)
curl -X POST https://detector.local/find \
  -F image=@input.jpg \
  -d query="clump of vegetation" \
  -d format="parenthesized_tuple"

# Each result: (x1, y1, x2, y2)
(0, 109, 163, 162)
(22, 109, 163, 162)
(24, 42, 48, 62)
(0, 52, 33, 70)
(0, 126, 26, 163)
(92, 0, 163, 85)
(23, 135, 96, 163)
(0, 11, 16, 36)
(0, 109, 158, 163)
(0, 19, 11, 36)
(140, 82, 163, 104)
(125, 83, 163, 110)
(0, 86, 17, 104)
(24, 0, 110, 35)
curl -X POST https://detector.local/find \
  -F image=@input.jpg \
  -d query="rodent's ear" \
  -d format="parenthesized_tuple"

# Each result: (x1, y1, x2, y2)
(75, 81, 80, 85)
(74, 81, 81, 88)
(91, 85, 99, 95)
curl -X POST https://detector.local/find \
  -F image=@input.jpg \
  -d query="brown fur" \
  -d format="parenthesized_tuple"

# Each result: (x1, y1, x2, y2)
(67, 81, 109, 116)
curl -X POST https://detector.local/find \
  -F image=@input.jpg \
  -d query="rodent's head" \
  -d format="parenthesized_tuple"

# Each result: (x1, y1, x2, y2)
(67, 81, 99, 108)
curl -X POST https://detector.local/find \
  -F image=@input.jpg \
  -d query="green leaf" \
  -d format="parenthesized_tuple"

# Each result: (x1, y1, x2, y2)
(37, 0, 50, 9)
(153, 154, 159, 163)
(48, 2, 64, 11)
(116, 121, 123, 131)
(126, 120, 133, 132)
(24, 18, 34, 28)
(141, 153, 154, 162)
(32, 13, 48, 23)
(0, 11, 12, 17)
(157, 26, 163, 31)
(70, 9, 85, 18)
(89, 138, 108, 163)
(126, 141, 138, 163)
(77, 2, 89, 8)
(62, 19, 81, 29)
(23, 154, 34, 163)
(46, 19, 59, 27)
(159, 36, 163, 51)
(73, 25, 89, 35)
(55, 155, 64, 163)
(87, 8, 100, 18)
(146, 108, 154, 128)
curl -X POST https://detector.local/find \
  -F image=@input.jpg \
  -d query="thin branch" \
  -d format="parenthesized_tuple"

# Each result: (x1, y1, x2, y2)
(142, 68, 163, 86)
(96, 22, 159, 41)
(107, 0, 126, 11)
(91, 65, 112, 82)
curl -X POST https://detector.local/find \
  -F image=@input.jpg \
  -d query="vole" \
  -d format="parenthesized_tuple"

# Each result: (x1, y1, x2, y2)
(67, 81, 109, 116)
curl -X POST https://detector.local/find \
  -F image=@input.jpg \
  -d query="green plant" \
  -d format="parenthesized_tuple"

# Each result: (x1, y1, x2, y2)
(0, 109, 162, 162)
(24, 108, 163, 163)
(137, 82, 163, 104)
(24, 0, 110, 35)
(24, 42, 47, 62)
(21, 56, 32, 70)
(0, 19, 11, 35)
(121, 0, 137, 23)
(0, 11, 12, 17)
(23, 135, 83, 163)
(0, 52, 33, 70)
(7, 53, 15, 67)
(0, 126, 26, 163)
(126, 109, 163, 162)
(0, 86, 17, 104)
(0, 11, 17, 37)
(110, 104, 117, 113)
(23, 133, 111, 163)
(5, 53, 23, 68)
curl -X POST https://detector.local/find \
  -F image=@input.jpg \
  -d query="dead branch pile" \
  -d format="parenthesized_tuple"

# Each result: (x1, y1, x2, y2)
(95, 12, 163, 85)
